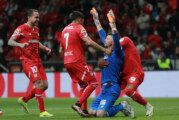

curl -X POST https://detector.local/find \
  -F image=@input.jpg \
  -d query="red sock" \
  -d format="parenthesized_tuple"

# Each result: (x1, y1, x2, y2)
(78, 83, 97, 105)
(23, 88, 36, 102)
(125, 89, 147, 106)
(80, 86, 87, 110)
(35, 89, 45, 113)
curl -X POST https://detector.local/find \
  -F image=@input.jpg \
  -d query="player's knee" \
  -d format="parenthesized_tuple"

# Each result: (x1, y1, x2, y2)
(43, 85, 48, 91)
(125, 88, 135, 97)
(88, 109, 96, 116)
(96, 110, 106, 117)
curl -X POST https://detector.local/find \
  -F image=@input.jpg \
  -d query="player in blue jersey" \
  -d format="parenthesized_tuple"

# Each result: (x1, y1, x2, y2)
(87, 8, 134, 118)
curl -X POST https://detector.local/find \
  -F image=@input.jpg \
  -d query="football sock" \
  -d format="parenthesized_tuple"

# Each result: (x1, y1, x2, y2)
(78, 83, 97, 105)
(106, 104, 123, 117)
(35, 89, 45, 112)
(23, 88, 36, 102)
(125, 89, 147, 106)
(80, 85, 87, 110)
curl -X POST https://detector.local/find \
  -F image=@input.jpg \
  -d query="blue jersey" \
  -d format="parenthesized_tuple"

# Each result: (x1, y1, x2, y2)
(98, 29, 125, 84)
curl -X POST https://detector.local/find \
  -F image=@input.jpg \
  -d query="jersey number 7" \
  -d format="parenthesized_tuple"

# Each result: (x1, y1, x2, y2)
(64, 33, 69, 49)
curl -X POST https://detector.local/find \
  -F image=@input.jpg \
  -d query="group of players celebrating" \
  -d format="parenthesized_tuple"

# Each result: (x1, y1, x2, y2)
(6, 7, 154, 118)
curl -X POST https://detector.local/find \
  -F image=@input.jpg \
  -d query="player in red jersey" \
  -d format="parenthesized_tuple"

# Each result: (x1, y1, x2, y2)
(60, 11, 112, 117)
(92, 8, 154, 117)
(8, 9, 53, 117)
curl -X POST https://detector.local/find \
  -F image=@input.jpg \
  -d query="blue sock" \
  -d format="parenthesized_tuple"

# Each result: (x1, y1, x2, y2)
(106, 104, 123, 117)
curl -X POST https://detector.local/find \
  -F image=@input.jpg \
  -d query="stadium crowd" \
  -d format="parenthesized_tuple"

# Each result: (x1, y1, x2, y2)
(0, 0, 179, 70)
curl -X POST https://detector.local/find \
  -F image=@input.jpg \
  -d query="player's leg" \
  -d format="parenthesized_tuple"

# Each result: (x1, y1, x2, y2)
(72, 78, 98, 117)
(124, 74, 154, 116)
(96, 84, 126, 117)
(71, 63, 98, 116)
(79, 81, 88, 113)
(89, 91, 103, 116)
(35, 63, 53, 117)
(17, 62, 38, 114)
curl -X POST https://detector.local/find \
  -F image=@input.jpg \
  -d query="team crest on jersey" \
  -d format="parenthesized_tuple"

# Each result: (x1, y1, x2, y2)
(81, 28, 87, 37)
(12, 28, 23, 36)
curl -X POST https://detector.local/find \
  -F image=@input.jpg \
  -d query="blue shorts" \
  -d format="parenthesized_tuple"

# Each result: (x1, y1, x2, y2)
(90, 83, 121, 111)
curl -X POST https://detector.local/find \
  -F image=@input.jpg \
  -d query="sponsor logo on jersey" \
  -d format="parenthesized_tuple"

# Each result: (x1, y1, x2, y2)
(81, 28, 87, 37)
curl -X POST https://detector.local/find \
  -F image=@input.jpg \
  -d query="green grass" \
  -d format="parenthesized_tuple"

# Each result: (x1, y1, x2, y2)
(0, 98, 179, 120)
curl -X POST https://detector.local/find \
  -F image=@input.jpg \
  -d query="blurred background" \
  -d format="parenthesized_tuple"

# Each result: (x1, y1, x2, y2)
(0, 0, 179, 72)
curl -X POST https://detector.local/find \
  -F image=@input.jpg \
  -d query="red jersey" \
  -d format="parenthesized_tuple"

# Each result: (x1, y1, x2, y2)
(12, 24, 41, 62)
(120, 37, 144, 75)
(60, 23, 88, 64)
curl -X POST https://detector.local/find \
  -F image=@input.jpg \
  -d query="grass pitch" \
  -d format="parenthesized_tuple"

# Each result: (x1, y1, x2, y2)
(0, 98, 179, 120)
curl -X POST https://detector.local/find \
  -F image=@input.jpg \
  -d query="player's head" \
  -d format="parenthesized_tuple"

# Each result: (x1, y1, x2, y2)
(105, 31, 113, 48)
(69, 11, 84, 25)
(27, 9, 40, 26)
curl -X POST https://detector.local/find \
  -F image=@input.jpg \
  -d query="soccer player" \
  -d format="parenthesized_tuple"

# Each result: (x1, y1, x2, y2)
(88, 9, 134, 118)
(0, 109, 2, 116)
(8, 9, 53, 117)
(59, 11, 112, 117)
(96, 10, 154, 117)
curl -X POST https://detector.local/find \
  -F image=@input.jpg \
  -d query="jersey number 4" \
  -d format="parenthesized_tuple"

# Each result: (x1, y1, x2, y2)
(64, 33, 69, 49)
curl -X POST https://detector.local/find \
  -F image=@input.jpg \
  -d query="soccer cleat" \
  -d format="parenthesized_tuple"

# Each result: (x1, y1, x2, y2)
(145, 103, 154, 117)
(72, 104, 91, 117)
(40, 111, 53, 117)
(17, 97, 29, 114)
(0, 109, 3, 116)
(121, 100, 135, 118)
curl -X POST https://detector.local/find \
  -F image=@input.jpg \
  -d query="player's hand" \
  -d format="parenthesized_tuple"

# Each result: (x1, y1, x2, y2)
(107, 9, 115, 24)
(90, 8, 99, 20)
(20, 43, 29, 48)
(98, 59, 109, 68)
(105, 48, 112, 56)
(45, 47, 51, 55)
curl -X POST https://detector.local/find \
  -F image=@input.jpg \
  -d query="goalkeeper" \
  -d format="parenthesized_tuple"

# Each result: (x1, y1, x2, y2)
(91, 8, 154, 117)
(88, 8, 134, 118)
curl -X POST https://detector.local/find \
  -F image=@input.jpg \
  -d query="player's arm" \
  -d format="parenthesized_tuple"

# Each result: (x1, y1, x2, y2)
(90, 8, 106, 44)
(8, 36, 29, 48)
(107, 10, 123, 54)
(39, 42, 51, 55)
(59, 46, 64, 58)
(82, 36, 112, 56)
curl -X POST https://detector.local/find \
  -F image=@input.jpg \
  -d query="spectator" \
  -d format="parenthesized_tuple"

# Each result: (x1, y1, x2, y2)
(151, 47, 161, 60)
(157, 52, 173, 70)
(137, 10, 150, 36)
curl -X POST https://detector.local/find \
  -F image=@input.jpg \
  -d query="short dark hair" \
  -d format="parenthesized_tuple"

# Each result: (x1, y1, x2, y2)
(69, 11, 84, 21)
(27, 9, 38, 17)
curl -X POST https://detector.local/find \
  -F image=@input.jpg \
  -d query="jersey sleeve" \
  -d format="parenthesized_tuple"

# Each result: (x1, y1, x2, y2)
(78, 26, 88, 39)
(98, 29, 106, 45)
(12, 27, 24, 40)
(113, 33, 124, 57)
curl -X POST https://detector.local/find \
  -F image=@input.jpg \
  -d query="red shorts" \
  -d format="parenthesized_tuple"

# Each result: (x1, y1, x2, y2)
(65, 62, 97, 84)
(119, 72, 144, 90)
(22, 61, 47, 82)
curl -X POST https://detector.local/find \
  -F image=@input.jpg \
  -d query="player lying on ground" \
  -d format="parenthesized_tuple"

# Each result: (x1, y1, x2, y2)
(95, 8, 154, 117)
(87, 8, 134, 118)
(8, 9, 53, 117)
(60, 11, 112, 117)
